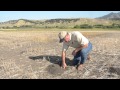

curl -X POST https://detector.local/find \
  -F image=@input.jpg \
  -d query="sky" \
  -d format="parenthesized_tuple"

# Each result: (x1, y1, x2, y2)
(0, 11, 120, 22)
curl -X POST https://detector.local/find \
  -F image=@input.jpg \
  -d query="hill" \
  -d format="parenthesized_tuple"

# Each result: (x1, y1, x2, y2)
(0, 12, 120, 29)
(96, 12, 120, 20)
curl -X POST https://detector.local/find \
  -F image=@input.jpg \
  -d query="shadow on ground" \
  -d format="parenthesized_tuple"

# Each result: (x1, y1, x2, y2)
(29, 55, 73, 66)
(29, 55, 74, 75)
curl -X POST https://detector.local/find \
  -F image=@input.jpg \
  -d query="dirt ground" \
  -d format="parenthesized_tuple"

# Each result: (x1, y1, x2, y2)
(0, 30, 120, 79)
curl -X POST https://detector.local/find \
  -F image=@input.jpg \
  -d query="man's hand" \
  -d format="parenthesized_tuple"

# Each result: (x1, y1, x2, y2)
(61, 63, 67, 69)
(72, 50, 77, 56)
(72, 43, 88, 56)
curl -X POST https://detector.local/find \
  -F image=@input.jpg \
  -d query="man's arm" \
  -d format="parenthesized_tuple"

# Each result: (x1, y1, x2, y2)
(75, 43, 88, 52)
(72, 43, 88, 56)
(61, 51, 67, 69)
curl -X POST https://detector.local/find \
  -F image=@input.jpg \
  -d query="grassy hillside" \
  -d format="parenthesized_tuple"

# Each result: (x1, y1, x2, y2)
(0, 18, 120, 29)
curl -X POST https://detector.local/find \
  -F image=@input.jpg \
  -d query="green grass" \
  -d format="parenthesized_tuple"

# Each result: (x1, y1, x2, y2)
(0, 28, 120, 32)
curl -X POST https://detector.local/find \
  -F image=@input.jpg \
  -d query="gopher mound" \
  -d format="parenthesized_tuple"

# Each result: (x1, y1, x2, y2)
(46, 64, 64, 75)
(109, 67, 120, 75)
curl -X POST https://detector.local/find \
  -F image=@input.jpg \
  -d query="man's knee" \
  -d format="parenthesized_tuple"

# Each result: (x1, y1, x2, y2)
(80, 52, 87, 64)
(80, 49, 86, 56)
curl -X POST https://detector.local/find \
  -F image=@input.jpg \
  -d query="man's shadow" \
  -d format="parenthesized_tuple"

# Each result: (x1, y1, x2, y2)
(29, 55, 73, 66)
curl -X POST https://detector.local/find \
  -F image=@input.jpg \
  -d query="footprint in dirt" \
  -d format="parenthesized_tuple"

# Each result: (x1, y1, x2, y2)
(46, 64, 64, 75)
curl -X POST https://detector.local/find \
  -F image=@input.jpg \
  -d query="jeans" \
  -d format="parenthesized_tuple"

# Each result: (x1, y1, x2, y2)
(73, 42, 92, 65)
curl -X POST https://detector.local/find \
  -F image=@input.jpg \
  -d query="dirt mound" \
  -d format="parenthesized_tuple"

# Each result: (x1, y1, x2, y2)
(46, 64, 64, 75)
(109, 67, 120, 75)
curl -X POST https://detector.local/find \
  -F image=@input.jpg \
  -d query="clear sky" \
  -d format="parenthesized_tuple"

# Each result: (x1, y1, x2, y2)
(0, 11, 120, 22)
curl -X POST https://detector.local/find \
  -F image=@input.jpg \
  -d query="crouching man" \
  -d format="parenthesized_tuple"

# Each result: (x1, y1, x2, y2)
(58, 31, 92, 70)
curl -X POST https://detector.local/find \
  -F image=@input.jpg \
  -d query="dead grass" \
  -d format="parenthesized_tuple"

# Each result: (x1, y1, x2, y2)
(0, 29, 120, 79)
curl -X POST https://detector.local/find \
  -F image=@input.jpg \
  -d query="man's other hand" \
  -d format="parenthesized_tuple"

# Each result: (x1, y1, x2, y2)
(72, 50, 77, 56)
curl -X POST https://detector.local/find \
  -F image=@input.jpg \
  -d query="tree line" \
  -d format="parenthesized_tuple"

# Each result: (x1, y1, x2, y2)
(73, 23, 120, 29)
(1, 23, 120, 29)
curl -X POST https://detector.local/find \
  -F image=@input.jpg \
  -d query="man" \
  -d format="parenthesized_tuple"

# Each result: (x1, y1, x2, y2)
(58, 31, 92, 70)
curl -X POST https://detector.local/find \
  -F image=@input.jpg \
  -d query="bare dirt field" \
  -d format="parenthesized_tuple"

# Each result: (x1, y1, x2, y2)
(0, 30, 120, 79)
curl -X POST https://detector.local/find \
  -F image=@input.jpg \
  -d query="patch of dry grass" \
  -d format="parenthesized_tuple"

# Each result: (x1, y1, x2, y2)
(0, 30, 120, 79)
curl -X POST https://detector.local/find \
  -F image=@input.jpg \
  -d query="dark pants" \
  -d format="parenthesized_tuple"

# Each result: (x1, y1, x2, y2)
(73, 42, 92, 65)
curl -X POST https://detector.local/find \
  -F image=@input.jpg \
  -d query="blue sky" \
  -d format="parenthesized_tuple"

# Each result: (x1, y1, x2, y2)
(0, 11, 119, 22)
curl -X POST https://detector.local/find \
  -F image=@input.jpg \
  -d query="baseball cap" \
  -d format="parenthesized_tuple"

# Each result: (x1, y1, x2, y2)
(58, 31, 67, 43)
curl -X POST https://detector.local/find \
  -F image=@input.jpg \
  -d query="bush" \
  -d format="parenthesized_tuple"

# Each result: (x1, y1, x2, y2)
(94, 24, 104, 28)
(80, 24, 93, 29)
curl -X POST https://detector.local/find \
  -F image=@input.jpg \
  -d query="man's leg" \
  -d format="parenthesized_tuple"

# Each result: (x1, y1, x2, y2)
(81, 42, 92, 63)
(73, 51, 81, 66)
(77, 42, 92, 70)
(87, 42, 92, 61)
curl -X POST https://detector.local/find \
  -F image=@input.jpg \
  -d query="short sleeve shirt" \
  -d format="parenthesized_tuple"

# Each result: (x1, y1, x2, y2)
(62, 31, 89, 52)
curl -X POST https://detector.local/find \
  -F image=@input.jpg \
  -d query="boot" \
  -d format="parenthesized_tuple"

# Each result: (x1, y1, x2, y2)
(87, 54, 90, 60)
